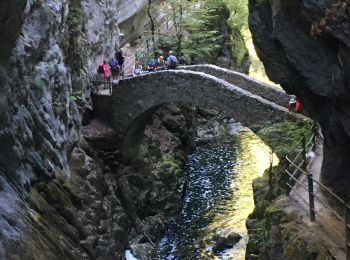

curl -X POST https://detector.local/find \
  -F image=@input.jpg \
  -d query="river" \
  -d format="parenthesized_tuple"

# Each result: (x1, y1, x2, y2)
(155, 130, 277, 260)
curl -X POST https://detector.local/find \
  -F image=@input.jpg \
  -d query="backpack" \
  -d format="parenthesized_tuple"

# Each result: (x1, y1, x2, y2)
(134, 65, 142, 75)
(110, 59, 120, 72)
(149, 59, 157, 71)
(168, 56, 177, 69)
(149, 59, 156, 66)
(97, 65, 104, 74)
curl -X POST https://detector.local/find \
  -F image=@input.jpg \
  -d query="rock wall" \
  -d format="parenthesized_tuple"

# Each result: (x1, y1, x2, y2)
(0, 0, 140, 257)
(118, 0, 148, 45)
(248, 0, 350, 196)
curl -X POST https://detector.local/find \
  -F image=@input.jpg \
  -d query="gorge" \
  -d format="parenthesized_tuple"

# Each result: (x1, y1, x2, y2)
(1, 0, 350, 259)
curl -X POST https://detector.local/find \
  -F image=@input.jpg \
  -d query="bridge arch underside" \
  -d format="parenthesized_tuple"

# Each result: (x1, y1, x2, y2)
(106, 70, 291, 160)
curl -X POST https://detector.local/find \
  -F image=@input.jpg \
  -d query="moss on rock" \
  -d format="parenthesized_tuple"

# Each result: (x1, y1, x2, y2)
(246, 119, 333, 260)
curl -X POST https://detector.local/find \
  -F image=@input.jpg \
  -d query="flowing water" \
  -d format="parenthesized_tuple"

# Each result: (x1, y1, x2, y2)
(156, 130, 277, 260)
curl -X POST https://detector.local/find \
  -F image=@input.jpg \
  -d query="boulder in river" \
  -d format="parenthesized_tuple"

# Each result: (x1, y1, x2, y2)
(212, 232, 242, 254)
(130, 242, 155, 260)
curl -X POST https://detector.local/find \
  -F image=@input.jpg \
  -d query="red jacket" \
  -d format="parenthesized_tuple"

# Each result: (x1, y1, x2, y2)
(103, 64, 109, 79)
(295, 99, 303, 112)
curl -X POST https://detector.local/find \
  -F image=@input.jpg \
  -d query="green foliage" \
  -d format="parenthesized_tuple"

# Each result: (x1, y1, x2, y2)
(223, 0, 250, 68)
(257, 119, 313, 159)
(150, 0, 224, 64)
(70, 91, 84, 110)
(70, 90, 83, 102)
(161, 158, 180, 172)
(142, 0, 251, 70)
(224, 0, 248, 30)
(159, 158, 182, 184)
(61, 0, 87, 76)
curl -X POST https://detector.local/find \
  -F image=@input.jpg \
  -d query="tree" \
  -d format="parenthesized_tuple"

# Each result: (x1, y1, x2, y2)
(139, 0, 250, 70)
(156, 0, 223, 64)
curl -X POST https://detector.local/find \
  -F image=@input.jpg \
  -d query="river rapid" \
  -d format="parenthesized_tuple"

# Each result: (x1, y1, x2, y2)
(156, 130, 277, 260)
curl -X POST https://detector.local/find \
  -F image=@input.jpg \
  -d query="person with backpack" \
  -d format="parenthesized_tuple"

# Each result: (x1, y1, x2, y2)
(288, 95, 303, 113)
(157, 56, 166, 71)
(133, 60, 143, 76)
(109, 58, 120, 80)
(295, 97, 303, 113)
(97, 60, 110, 80)
(116, 50, 125, 75)
(166, 51, 178, 70)
(97, 63, 104, 78)
(148, 58, 157, 72)
(288, 95, 297, 112)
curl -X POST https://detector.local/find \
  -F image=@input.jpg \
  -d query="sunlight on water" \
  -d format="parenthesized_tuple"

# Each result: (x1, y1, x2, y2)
(199, 131, 279, 259)
(156, 130, 278, 259)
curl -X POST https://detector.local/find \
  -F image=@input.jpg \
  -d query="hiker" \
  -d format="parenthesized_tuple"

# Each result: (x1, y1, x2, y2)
(295, 97, 303, 113)
(97, 60, 110, 80)
(166, 51, 178, 69)
(288, 95, 297, 112)
(97, 63, 104, 78)
(116, 50, 125, 75)
(289, 95, 303, 113)
(157, 56, 166, 71)
(133, 60, 143, 76)
(109, 58, 120, 80)
(148, 58, 157, 72)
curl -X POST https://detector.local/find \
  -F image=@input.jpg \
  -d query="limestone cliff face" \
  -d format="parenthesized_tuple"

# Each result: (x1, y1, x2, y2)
(248, 0, 350, 195)
(0, 0, 145, 258)
(118, 0, 148, 44)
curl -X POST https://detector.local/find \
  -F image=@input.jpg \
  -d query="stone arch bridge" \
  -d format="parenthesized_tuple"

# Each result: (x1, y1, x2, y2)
(92, 65, 300, 159)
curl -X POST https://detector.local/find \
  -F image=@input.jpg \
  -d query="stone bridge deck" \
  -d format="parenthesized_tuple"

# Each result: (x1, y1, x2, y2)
(91, 66, 306, 159)
(93, 67, 302, 135)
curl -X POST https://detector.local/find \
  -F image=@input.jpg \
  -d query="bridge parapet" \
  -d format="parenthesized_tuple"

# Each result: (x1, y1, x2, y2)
(180, 65, 290, 108)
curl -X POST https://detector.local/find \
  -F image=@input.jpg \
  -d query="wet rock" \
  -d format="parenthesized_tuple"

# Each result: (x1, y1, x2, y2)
(197, 107, 219, 118)
(193, 116, 245, 143)
(163, 116, 182, 133)
(130, 242, 155, 260)
(212, 232, 242, 254)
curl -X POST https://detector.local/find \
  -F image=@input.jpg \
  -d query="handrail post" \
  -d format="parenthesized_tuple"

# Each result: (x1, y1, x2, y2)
(303, 132, 316, 221)
(285, 159, 291, 196)
(302, 135, 307, 171)
(345, 205, 350, 260)
(307, 172, 316, 222)
(312, 124, 317, 151)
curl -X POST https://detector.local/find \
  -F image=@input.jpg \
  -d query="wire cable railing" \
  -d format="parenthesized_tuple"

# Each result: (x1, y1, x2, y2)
(284, 123, 350, 259)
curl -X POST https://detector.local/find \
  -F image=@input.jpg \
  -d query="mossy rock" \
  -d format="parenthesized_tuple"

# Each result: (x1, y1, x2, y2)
(257, 119, 313, 159)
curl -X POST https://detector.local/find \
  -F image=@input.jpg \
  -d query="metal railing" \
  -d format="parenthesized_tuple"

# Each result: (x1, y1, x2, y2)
(284, 123, 350, 259)
(90, 76, 113, 95)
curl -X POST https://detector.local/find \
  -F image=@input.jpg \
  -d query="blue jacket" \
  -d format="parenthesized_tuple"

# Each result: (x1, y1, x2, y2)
(167, 55, 177, 63)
